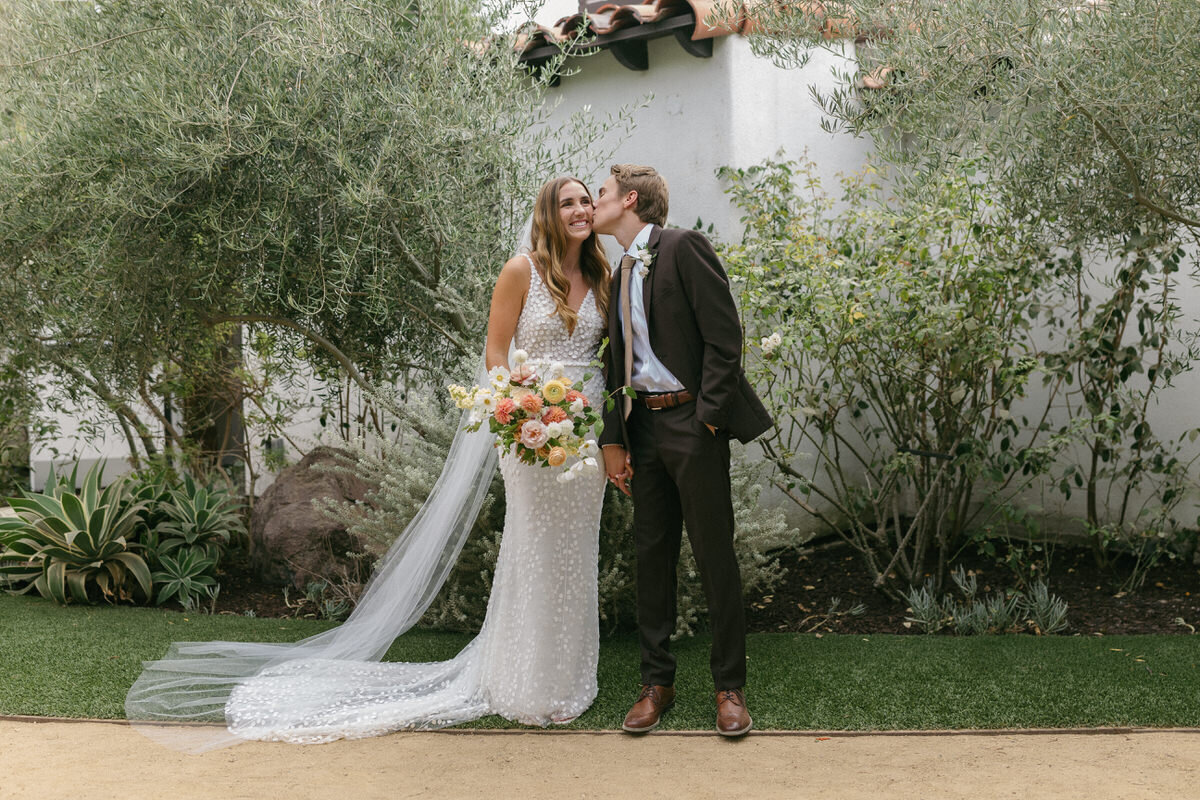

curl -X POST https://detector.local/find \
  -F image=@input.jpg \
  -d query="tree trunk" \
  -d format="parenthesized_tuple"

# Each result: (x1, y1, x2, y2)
(183, 327, 246, 488)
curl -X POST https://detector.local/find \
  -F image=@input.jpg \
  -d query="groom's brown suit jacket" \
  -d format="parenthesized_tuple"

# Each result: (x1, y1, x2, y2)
(599, 224, 772, 448)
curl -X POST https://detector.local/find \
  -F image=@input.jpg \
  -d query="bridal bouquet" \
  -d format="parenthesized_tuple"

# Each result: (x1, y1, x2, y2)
(448, 351, 602, 483)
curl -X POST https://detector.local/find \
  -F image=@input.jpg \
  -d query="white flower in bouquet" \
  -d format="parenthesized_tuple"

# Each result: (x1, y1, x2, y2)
(556, 469, 577, 484)
(580, 456, 598, 473)
(488, 365, 510, 389)
(473, 389, 495, 413)
(519, 419, 550, 449)
(447, 384, 474, 410)
(512, 349, 529, 365)
(579, 440, 599, 459)
(569, 397, 585, 414)
(547, 362, 566, 380)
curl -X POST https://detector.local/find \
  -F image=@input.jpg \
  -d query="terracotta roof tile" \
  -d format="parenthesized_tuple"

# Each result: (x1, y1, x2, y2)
(516, 1, 868, 56)
(519, 0, 745, 52)
(516, 1, 881, 87)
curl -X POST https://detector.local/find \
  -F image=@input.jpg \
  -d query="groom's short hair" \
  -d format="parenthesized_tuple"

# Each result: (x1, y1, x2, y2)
(611, 164, 668, 227)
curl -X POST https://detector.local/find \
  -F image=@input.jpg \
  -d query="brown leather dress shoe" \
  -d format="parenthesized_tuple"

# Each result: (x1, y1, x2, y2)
(716, 688, 752, 737)
(622, 684, 676, 733)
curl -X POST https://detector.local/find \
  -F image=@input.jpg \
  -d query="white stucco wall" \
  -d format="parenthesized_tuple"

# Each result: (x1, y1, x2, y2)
(539, 35, 872, 236)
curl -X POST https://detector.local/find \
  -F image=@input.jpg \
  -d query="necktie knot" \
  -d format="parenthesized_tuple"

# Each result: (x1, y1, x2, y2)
(620, 254, 636, 272)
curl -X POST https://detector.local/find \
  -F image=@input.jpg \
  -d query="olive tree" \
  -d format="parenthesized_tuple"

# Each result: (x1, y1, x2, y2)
(734, 0, 1200, 250)
(0, 0, 621, 474)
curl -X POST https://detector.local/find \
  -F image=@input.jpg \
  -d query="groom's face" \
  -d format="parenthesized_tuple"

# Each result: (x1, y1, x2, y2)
(591, 176, 624, 234)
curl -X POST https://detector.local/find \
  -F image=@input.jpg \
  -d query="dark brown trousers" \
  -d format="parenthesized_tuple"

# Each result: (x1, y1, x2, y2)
(626, 401, 747, 690)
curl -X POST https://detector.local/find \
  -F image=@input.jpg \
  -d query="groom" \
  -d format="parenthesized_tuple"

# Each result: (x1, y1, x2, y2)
(592, 164, 772, 737)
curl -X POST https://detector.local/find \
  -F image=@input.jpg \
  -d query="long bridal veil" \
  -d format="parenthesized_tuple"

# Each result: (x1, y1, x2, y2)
(125, 397, 497, 751)
(126, 226, 537, 751)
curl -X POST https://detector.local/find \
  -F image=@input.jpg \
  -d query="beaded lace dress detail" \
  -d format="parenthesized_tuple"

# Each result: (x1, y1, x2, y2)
(223, 257, 606, 742)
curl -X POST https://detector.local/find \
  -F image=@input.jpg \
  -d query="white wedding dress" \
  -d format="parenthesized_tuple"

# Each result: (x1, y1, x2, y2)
(127, 259, 608, 747)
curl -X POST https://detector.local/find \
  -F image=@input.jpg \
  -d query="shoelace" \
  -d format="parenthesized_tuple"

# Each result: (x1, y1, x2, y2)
(638, 685, 660, 703)
(717, 689, 744, 707)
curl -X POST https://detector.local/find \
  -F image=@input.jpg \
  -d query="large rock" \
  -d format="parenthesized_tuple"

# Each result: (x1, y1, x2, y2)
(250, 447, 373, 590)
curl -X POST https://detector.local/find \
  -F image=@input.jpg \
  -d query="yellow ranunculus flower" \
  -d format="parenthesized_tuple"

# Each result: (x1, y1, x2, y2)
(541, 379, 568, 405)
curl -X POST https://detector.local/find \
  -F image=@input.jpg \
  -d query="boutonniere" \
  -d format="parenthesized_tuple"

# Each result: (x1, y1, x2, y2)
(636, 247, 655, 277)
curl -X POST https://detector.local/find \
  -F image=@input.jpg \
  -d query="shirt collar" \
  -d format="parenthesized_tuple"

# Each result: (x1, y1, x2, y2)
(625, 224, 655, 260)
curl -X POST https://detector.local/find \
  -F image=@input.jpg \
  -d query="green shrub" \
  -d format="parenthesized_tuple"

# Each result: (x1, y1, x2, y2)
(151, 547, 218, 609)
(719, 153, 1200, 597)
(153, 474, 243, 561)
(721, 155, 1067, 598)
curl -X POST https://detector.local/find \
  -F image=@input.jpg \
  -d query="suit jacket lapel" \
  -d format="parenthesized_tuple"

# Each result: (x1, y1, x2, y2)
(642, 224, 662, 325)
(608, 267, 623, 377)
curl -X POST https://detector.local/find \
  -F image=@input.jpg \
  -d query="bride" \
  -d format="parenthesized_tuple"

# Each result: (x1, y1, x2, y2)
(126, 177, 612, 748)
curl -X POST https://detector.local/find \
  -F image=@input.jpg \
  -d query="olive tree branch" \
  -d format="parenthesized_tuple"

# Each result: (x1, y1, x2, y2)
(0, 27, 172, 69)
(1060, 82, 1200, 230)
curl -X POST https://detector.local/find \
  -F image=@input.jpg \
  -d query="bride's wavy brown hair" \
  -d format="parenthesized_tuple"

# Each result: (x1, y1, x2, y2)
(529, 177, 611, 334)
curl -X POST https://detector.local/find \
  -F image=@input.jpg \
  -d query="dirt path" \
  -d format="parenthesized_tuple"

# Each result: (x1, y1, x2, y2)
(2, 719, 1197, 799)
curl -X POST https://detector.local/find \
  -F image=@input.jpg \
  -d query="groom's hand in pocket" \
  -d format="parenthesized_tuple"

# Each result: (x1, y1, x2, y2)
(603, 445, 633, 497)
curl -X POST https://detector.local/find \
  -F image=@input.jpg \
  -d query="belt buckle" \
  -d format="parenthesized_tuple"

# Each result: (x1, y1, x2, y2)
(647, 392, 671, 411)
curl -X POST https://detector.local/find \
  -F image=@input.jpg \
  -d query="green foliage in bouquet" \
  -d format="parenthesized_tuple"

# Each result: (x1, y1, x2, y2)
(0, 464, 151, 604)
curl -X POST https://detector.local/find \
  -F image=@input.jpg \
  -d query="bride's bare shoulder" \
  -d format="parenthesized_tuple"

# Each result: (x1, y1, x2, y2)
(499, 255, 532, 277)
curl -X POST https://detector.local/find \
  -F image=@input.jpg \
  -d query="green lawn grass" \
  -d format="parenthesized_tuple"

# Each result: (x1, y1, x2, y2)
(1, 594, 1197, 730)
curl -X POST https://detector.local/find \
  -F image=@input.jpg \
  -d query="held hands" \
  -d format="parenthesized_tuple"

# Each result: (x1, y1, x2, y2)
(603, 445, 633, 496)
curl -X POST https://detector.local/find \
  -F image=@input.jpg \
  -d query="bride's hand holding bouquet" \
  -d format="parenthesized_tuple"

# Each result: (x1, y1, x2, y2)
(448, 350, 602, 483)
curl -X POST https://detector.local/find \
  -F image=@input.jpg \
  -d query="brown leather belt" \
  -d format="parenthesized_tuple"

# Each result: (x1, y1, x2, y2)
(636, 390, 694, 411)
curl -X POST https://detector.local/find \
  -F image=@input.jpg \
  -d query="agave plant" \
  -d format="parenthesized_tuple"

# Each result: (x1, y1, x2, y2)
(151, 547, 218, 608)
(0, 463, 151, 604)
(154, 474, 245, 561)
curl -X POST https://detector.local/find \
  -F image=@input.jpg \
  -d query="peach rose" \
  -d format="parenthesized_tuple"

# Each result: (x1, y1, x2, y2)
(546, 446, 567, 467)
(519, 392, 544, 415)
(519, 419, 550, 449)
(511, 363, 538, 386)
(493, 397, 517, 425)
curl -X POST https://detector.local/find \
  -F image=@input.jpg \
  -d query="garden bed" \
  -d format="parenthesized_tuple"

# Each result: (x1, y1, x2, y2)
(208, 539, 1200, 636)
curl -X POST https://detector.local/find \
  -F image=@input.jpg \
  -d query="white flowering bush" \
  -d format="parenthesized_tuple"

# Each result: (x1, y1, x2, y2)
(720, 156, 1073, 598)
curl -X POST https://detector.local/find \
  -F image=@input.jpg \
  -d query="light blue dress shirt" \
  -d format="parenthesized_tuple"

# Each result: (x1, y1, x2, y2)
(617, 224, 685, 393)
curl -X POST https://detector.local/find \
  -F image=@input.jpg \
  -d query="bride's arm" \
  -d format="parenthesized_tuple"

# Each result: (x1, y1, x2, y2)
(484, 256, 531, 370)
